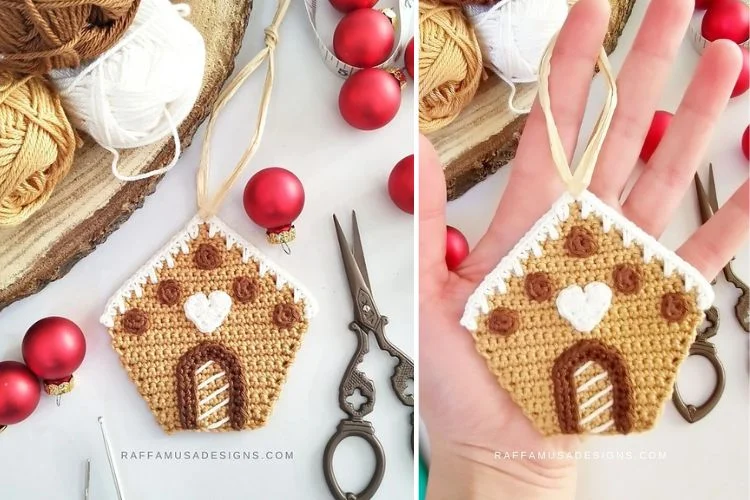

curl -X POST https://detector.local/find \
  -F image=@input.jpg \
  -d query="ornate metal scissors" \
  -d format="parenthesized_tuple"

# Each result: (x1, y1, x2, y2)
(672, 165, 749, 423)
(323, 211, 414, 500)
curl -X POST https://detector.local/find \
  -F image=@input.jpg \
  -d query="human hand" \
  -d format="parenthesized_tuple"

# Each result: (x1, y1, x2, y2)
(419, 0, 749, 498)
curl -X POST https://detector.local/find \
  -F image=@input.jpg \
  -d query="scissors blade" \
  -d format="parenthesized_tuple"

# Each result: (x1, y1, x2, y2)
(694, 173, 713, 224)
(351, 211, 372, 291)
(707, 164, 720, 214)
(333, 214, 371, 309)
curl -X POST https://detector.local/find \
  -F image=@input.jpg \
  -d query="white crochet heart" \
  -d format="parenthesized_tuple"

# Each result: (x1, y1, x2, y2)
(556, 282, 612, 333)
(184, 291, 232, 334)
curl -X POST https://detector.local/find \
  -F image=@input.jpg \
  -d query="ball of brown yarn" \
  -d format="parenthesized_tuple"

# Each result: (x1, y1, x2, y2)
(0, 72, 76, 226)
(0, 0, 141, 74)
(419, 0, 483, 133)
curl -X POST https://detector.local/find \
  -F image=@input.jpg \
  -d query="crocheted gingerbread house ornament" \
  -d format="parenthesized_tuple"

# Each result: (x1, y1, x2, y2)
(460, 38, 715, 436)
(461, 191, 713, 435)
(100, 217, 318, 433)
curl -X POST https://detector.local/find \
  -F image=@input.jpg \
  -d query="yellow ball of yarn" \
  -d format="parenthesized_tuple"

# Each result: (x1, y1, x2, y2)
(419, 0, 483, 133)
(0, 73, 76, 226)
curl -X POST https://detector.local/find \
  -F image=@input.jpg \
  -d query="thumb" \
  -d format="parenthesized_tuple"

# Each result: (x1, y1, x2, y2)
(419, 134, 449, 291)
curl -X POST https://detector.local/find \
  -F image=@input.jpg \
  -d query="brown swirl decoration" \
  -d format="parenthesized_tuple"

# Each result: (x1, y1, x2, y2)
(273, 303, 302, 328)
(233, 276, 260, 303)
(564, 226, 598, 258)
(661, 292, 689, 323)
(122, 309, 149, 334)
(175, 342, 247, 431)
(194, 243, 222, 270)
(612, 264, 641, 294)
(157, 279, 182, 305)
(487, 307, 520, 336)
(525, 272, 554, 301)
(552, 339, 633, 434)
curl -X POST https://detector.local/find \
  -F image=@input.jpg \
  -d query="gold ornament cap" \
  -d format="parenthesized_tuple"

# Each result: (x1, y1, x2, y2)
(266, 226, 296, 245)
(43, 375, 75, 396)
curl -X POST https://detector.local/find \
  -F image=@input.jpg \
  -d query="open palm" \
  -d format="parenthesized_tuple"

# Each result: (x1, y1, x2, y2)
(419, 0, 749, 495)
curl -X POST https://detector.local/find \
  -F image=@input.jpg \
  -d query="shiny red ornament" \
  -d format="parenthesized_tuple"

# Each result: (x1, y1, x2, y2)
(640, 110, 673, 163)
(446, 226, 470, 271)
(0, 361, 41, 426)
(388, 154, 414, 214)
(742, 126, 749, 161)
(329, 0, 377, 13)
(733, 48, 749, 98)
(702, 0, 750, 44)
(243, 167, 305, 244)
(333, 9, 395, 68)
(405, 38, 414, 79)
(339, 68, 402, 130)
(22, 317, 86, 396)
(695, 0, 714, 9)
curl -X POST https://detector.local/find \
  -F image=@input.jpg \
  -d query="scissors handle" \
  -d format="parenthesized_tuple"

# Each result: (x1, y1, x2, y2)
(339, 322, 375, 418)
(672, 338, 726, 423)
(370, 316, 415, 408)
(723, 263, 749, 332)
(323, 420, 386, 500)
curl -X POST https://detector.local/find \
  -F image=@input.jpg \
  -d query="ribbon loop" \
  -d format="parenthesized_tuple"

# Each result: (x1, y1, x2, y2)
(537, 33, 618, 196)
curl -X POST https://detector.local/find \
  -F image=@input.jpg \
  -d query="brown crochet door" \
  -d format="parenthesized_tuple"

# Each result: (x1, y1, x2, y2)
(552, 339, 633, 435)
(175, 342, 248, 431)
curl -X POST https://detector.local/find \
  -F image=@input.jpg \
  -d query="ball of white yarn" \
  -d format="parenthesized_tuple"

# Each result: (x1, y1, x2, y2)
(50, 0, 205, 180)
(466, 0, 568, 84)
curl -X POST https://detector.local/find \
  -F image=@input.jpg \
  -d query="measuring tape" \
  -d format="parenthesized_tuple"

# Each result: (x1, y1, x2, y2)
(303, 0, 414, 78)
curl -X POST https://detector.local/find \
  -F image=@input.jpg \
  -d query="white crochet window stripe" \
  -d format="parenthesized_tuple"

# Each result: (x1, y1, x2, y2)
(100, 215, 320, 327)
(460, 190, 715, 331)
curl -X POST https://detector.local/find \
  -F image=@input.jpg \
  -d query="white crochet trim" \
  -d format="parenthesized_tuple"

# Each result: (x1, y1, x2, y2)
(100, 215, 320, 327)
(460, 190, 714, 331)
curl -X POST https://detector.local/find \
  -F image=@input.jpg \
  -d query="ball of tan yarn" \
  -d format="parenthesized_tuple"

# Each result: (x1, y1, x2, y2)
(0, 72, 76, 226)
(419, 0, 483, 133)
(0, 0, 141, 74)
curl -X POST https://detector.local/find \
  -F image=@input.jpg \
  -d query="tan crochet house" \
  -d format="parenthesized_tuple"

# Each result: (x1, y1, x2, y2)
(461, 191, 713, 436)
(101, 217, 318, 433)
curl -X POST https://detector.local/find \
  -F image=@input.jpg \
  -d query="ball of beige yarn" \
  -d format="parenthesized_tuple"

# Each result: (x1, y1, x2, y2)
(0, 72, 77, 226)
(419, 0, 483, 133)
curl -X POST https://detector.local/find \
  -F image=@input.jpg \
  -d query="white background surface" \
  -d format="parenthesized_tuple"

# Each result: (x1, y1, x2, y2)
(440, 1, 749, 499)
(0, 1, 415, 499)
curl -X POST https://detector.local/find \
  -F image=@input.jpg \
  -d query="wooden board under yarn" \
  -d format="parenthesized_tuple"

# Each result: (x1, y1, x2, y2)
(0, 0, 253, 311)
(428, 0, 636, 200)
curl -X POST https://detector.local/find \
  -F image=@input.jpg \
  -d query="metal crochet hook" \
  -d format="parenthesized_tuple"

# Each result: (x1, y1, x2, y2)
(323, 211, 414, 500)
(98, 417, 126, 500)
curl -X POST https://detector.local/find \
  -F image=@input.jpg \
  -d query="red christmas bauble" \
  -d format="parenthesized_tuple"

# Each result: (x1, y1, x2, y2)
(333, 9, 395, 68)
(328, 0, 377, 13)
(733, 48, 750, 98)
(446, 226, 470, 271)
(405, 38, 414, 79)
(0, 361, 41, 426)
(22, 317, 86, 384)
(339, 68, 402, 130)
(742, 126, 749, 160)
(696, 0, 714, 9)
(640, 110, 673, 163)
(388, 154, 414, 214)
(243, 167, 305, 235)
(702, 0, 750, 44)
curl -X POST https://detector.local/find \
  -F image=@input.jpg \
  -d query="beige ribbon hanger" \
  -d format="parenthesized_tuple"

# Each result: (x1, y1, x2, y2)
(537, 32, 618, 196)
(196, 0, 291, 219)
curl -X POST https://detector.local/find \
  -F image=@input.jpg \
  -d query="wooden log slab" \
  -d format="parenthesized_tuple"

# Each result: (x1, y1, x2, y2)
(428, 0, 637, 200)
(0, 0, 253, 311)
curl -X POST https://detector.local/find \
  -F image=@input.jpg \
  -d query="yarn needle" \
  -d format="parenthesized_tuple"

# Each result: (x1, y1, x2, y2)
(97, 417, 126, 500)
(84, 459, 91, 500)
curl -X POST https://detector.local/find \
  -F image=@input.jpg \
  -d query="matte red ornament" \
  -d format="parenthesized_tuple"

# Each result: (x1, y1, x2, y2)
(405, 38, 415, 79)
(0, 361, 41, 427)
(742, 126, 749, 161)
(446, 226, 470, 271)
(640, 110, 673, 163)
(339, 68, 402, 130)
(701, 0, 750, 44)
(333, 9, 395, 68)
(243, 167, 305, 244)
(733, 48, 749, 98)
(695, 0, 714, 9)
(22, 317, 86, 396)
(328, 0, 377, 13)
(388, 154, 414, 214)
